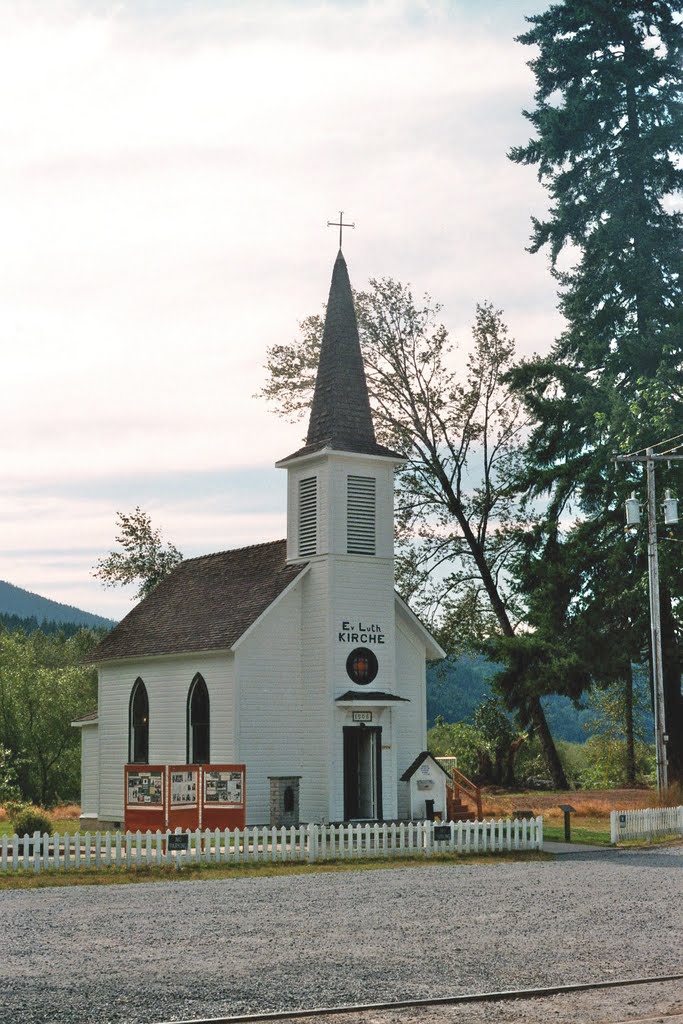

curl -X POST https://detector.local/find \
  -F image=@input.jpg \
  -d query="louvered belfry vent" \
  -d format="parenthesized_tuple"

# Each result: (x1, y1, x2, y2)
(347, 475, 376, 555)
(298, 476, 318, 556)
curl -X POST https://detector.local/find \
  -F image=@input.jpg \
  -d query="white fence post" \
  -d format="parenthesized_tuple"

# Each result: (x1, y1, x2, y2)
(307, 823, 318, 864)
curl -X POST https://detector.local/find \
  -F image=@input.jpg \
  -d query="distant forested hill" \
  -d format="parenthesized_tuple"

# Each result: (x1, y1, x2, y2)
(426, 656, 648, 744)
(0, 612, 104, 638)
(0, 580, 115, 631)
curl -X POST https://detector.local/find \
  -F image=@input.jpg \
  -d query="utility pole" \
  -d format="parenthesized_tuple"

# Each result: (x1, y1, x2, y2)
(616, 450, 681, 794)
(644, 449, 668, 793)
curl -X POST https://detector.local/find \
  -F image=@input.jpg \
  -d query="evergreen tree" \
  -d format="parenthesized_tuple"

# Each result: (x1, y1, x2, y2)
(507, 0, 683, 783)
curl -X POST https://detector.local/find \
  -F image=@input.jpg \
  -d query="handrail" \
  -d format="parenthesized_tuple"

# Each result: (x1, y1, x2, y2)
(448, 765, 482, 819)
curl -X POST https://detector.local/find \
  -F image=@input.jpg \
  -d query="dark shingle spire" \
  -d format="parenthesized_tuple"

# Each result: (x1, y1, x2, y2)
(306, 249, 376, 451)
(278, 250, 402, 464)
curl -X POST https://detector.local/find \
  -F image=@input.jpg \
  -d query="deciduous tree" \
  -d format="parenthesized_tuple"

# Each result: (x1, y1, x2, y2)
(0, 628, 98, 805)
(93, 507, 183, 600)
(261, 281, 569, 786)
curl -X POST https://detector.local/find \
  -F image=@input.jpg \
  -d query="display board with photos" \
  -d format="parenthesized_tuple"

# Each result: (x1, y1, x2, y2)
(170, 769, 198, 806)
(126, 769, 164, 806)
(204, 768, 244, 806)
(124, 763, 246, 832)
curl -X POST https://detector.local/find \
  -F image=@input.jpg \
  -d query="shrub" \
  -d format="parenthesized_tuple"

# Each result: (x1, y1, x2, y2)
(427, 719, 484, 779)
(578, 736, 655, 789)
(11, 805, 52, 837)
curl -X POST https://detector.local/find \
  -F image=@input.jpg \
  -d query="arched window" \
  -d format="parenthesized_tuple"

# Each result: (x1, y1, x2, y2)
(187, 674, 210, 764)
(129, 678, 149, 764)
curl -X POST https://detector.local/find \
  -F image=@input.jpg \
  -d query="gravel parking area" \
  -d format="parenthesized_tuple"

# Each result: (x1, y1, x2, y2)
(1, 846, 681, 1024)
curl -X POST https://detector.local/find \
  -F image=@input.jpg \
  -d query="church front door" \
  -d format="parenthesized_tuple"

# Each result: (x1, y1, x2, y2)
(343, 726, 382, 821)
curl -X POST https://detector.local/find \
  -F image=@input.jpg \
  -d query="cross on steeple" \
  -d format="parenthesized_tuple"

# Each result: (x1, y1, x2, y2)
(327, 210, 355, 248)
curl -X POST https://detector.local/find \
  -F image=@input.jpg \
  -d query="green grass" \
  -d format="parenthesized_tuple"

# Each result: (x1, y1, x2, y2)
(542, 824, 613, 846)
(0, 849, 552, 890)
(0, 818, 81, 839)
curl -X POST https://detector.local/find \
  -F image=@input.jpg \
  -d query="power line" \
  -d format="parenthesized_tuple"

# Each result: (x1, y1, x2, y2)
(656, 441, 683, 456)
(622, 430, 683, 458)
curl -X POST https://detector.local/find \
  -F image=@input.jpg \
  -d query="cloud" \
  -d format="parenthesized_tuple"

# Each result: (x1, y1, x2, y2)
(1, 0, 556, 614)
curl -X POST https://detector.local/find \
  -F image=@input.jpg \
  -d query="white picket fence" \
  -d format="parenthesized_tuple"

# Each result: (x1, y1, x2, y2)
(0, 816, 543, 875)
(610, 805, 683, 843)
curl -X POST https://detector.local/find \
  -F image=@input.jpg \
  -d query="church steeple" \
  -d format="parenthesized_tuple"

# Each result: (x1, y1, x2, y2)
(307, 249, 377, 453)
(279, 249, 401, 465)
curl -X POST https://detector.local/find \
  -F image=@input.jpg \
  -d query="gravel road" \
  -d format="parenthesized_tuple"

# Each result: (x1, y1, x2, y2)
(1, 846, 681, 1024)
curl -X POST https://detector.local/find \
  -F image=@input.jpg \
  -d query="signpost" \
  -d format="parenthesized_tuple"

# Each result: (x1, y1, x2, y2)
(559, 804, 576, 842)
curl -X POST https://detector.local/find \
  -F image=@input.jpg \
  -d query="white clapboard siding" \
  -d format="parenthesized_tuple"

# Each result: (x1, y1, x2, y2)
(237, 570, 330, 824)
(97, 651, 237, 824)
(0, 817, 544, 874)
(610, 805, 683, 843)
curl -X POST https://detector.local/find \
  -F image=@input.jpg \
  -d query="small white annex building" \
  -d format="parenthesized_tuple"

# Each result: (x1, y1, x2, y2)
(75, 249, 444, 828)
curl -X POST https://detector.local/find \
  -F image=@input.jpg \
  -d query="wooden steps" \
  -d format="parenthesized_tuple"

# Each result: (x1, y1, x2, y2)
(446, 793, 477, 822)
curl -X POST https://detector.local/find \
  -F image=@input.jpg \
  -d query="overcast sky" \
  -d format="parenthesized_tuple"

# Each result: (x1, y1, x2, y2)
(1, 0, 559, 620)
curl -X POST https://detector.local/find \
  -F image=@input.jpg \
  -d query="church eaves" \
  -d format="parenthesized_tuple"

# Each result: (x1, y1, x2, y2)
(279, 250, 403, 464)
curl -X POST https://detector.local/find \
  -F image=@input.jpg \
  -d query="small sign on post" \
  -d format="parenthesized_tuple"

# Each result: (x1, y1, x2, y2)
(433, 824, 451, 842)
(559, 804, 576, 842)
(167, 833, 189, 852)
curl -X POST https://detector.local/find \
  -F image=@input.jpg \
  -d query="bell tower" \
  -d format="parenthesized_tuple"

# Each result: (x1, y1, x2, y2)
(276, 247, 406, 821)
(276, 248, 404, 563)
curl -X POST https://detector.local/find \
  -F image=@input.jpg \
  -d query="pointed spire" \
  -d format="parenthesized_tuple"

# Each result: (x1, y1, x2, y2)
(277, 250, 403, 466)
(305, 249, 377, 452)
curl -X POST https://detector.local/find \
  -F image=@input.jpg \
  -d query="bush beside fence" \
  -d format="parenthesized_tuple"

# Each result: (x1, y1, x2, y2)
(0, 817, 543, 874)
(610, 805, 683, 843)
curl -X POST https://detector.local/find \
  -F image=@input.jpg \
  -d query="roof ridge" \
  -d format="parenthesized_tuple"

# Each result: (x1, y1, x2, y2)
(181, 539, 287, 565)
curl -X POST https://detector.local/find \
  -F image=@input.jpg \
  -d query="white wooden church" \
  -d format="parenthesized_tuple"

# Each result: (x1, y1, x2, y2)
(75, 249, 445, 828)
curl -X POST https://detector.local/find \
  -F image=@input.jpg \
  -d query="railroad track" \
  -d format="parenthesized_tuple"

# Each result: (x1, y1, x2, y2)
(157, 972, 683, 1024)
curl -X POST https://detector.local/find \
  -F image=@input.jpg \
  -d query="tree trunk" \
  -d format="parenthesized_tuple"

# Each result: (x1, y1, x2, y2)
(624, 668, 636, 786)
(528, 695, 568, 789)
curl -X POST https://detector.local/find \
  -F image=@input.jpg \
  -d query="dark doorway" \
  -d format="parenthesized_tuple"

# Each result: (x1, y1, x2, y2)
(343, 726, 382, 820)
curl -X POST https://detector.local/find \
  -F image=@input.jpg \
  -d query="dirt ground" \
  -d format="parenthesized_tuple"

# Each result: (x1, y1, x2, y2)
(480, 788, 673, 824)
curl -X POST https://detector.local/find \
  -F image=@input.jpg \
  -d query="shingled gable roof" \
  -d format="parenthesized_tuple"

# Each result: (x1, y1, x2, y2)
(89, 540, 306, 663)
(278, 249, 403, 465)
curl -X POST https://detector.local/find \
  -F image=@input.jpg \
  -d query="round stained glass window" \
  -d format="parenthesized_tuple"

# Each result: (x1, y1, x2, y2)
(346, 647, 378, 686)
